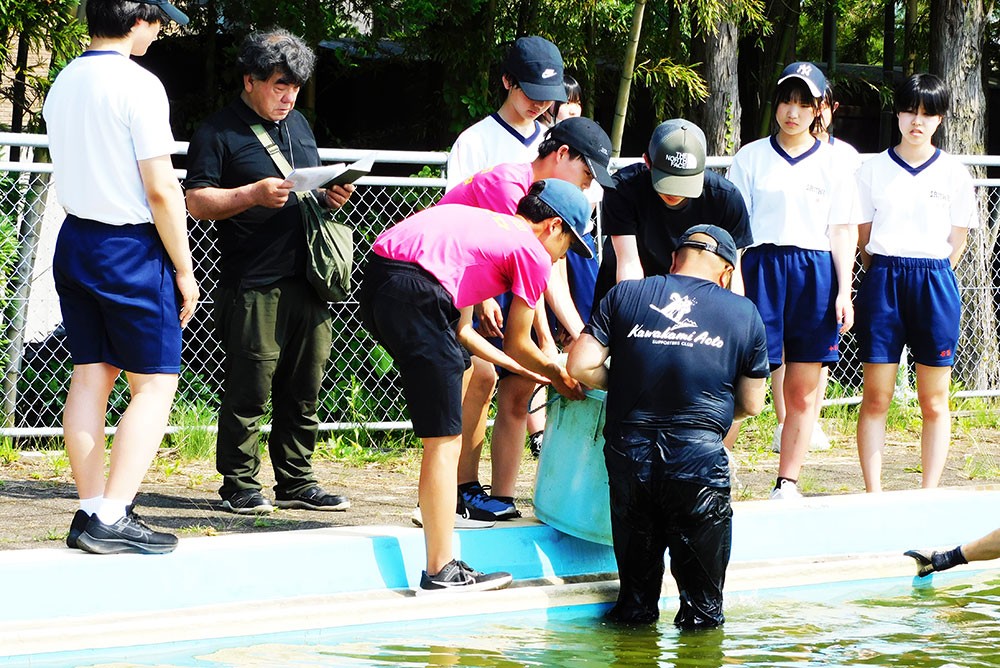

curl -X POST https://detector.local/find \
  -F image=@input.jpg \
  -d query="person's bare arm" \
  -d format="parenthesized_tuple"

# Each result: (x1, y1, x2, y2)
(138, 155, 198, 328)
(612, 236, 644, 283)
(948, 226, 969, 270)
(566, 333, 609, 391)
(504, 297, 584, 399)
(455, 306, 547, 383)
(733, 375, 767, 420)
(858, 222, 873, 271)
(186, 177, 292, 222)
(829, 224, 858, 334)
(542, 258, 586, 340)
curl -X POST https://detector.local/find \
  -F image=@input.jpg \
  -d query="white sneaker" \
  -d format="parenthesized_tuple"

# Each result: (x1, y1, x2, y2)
(771, 423, 783, 453)
(770, 479, 803, 500)
(810, 425, 832, 451)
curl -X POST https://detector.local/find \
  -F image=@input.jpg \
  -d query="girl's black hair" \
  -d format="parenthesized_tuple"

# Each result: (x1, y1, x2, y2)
(772, 77, 823, 135)
(894, 73, 950, 117)
(87, 0, 165, 38)
(563, 75, 581, 104)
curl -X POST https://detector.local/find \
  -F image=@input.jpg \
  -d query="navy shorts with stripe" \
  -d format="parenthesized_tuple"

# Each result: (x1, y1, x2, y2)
(855, 255, 959, 367)
(358, 255, 471, 438)
(742, 245, 839, 367)
(53, 215, 181, 374)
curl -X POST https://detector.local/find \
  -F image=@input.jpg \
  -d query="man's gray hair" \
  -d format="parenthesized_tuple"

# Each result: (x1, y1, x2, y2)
(238, 29, 316, 85)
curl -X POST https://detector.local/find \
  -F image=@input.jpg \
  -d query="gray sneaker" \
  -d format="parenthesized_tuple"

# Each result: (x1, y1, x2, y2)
(221, 489, 275, 515)
(76, 510, 178, 555)
(417, 559, 512, 595)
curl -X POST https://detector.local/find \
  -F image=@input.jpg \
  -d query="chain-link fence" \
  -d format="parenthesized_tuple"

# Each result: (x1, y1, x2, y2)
(2, 133, 1000, 437)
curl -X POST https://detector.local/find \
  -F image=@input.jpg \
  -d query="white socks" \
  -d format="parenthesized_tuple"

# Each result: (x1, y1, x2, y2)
(95, 498, 128, 525)
(79, 496, 102, 516)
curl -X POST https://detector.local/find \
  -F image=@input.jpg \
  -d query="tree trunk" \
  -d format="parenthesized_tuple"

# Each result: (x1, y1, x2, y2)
(9, 34, 30, 163)
(904, 0, 919, 76)
(611, 0, 647, 157)
(695, 21, 741, 156)
(754, 0, 801, 139)
(929, 0, 995, 390)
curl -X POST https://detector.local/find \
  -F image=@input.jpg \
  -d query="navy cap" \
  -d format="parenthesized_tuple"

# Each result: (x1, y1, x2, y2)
(503, 36, 566, 103)
(648, 119, 706, 198)
(535, 178, 593, 259)
(547, 117, 615, 188)
(777, 61, 826, 98)
(678, 224, 738, 267)
(135, 0, 189, 25)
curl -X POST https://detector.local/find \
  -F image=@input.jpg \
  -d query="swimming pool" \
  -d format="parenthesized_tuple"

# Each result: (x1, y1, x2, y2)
(20, 568, 1000, 667)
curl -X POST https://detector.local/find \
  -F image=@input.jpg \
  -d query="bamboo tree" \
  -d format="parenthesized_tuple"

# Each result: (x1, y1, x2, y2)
(611, 0, 647, 157)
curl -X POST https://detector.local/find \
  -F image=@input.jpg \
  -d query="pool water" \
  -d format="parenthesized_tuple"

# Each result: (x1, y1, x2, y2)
(59, 570, 1000, 667)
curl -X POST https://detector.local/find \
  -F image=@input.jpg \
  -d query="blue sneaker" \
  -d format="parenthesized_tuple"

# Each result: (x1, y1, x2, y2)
(459, 481, 520, 520)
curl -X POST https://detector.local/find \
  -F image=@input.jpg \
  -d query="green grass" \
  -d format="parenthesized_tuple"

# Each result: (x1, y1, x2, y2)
(0, 437, 17, 465)
(165, 403, 217, 461)
(314, 429, 421, 468)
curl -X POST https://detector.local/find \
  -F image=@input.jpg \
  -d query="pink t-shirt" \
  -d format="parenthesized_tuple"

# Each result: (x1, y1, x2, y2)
(372, 204, 552, 309)
(437, 162, 534, 215)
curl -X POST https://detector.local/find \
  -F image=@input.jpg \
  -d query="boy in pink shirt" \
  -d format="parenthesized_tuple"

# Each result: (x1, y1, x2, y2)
(358, 179, 589, 594)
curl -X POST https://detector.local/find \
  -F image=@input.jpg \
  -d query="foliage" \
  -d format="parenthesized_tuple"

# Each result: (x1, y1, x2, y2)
(1, 0, 87, 131)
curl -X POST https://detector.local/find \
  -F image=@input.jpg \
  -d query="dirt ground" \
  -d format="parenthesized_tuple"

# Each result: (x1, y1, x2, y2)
(1, 418, 999, 551)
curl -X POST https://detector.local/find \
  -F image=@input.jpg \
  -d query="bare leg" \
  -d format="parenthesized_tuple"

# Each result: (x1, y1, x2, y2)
(772, 364, 786, 424)
(915, 364, 952, 489)
(63, 363, 119, 499)
(490, 374, 535, 498)
(103, 371, 179, 503)
(457, 356, 496, 485)
(857, 363, 898, 493)
(777, 362, 822, 480)
(526, 385, 546, 436)
(420, 434, 462, 573)
(963, 527, 1000, 562)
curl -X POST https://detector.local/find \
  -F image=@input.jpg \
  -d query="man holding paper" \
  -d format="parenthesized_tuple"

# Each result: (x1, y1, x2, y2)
(185, 29, 354, 515)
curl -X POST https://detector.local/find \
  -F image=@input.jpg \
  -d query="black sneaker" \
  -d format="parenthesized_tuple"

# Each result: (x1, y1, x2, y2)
(417, 559, 512, 595)
(411, 495, 496, 529)
(221, 489, 275, 515)
(76, 509, 178, 555)
(275, 485, 350, 511)
(66, 510, 91, 549)
(529, 430, 544, 458)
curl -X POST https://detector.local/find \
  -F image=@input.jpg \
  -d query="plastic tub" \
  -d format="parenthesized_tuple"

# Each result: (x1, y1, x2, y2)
(532, 389, 613, 546)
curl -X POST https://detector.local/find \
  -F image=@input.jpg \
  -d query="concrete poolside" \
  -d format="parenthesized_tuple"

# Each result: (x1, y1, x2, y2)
(3, 486, 1000, 663)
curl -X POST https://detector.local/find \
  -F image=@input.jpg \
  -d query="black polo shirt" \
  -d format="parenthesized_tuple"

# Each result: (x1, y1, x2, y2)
(593, 164, 753, 306)
(184, 98, 321, 290)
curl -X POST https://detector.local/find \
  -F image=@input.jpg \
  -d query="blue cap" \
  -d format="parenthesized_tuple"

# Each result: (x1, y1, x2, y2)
(678, 224, 738, 267)
(535, 178, 593, 259)
(777, 61, 826, 98)
(504, 36, 566, 103)
(135, 0, 189, 25)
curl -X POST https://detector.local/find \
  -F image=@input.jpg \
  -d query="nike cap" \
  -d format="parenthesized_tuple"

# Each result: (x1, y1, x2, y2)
(504, 36, 566, 103)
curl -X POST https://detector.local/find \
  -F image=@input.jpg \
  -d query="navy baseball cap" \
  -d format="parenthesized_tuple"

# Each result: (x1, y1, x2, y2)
(648, 119, 707, 198)
(678, 224, 738, 267)
(777, 61, 826, 98)
(135, 0, 189, 25)
(535, 178, 593, 259)
(504, 36, 566, 103)
(547, 117, 615, 188)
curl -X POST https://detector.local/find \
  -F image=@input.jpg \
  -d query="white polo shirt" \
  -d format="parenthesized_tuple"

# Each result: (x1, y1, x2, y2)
(727, 136, 860, 251)
(43, 51, 175, 226)
(445, 113, 544, 191)
(857, 148, 978, 259)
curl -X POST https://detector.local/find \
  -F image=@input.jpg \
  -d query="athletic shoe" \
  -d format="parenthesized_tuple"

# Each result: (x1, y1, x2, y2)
(528, 431, 544, 459)
(771, 423, 783, 453)
(811, 425, 833, 451)
(417, 559, 512, 595)
(275, 485, 350, 511)
(221, 489, 275, 515)
(459, 481, 519, 519)
(66, 509, 91, 549)
(76, 509, 178, 555)
(411, 496, 496, 529)
(769, 479, 803, 501)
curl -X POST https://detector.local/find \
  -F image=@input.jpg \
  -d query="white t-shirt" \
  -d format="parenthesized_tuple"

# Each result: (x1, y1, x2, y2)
(828, 136, 862, 174)
(43, 51, 175, 225)
(445, 113, 545, 191)
(857, 148, 978, 259)
(727, 136, 860, 251)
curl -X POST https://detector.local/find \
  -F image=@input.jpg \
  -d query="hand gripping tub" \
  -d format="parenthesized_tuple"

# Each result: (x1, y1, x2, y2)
(532, 389, 613, 545)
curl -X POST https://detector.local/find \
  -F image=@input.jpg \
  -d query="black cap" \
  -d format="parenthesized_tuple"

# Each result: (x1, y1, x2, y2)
(503, 36, 566, 103)
(135, 0, 189, 25)
(547, 117, 615, 188)
(678, 224, 738, 267)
